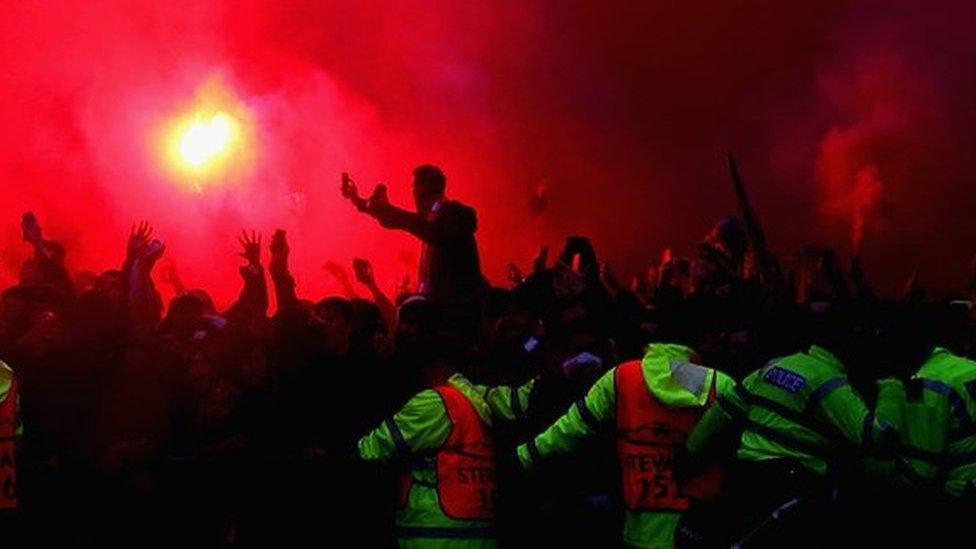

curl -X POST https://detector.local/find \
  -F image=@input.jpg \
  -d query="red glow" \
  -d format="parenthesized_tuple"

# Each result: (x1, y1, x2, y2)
(2, 1, 975, 299)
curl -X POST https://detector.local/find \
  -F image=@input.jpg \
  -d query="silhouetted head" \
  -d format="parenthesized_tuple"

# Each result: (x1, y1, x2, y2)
(94, 270, 124, 306)
(186, 289, 216, 315)
(161, 293, 208, 338)
(349, 297, 387, 357)
(699, 216, 747, 277)
(315, 296, 354, 358)
(396, 295, 433, 351)
(799, 305, 866, 368)
(0, 285, 65, 342)
(652, 301, 714, 357)
(412, 164, 446, 213)
(872, 303, 943, 379)
(73, 270, 98, 294)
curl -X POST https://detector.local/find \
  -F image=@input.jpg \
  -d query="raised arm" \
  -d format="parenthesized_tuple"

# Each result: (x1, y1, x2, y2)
(123, 221, 165, 338)
(159, 260, 187, 296)
(323, 261, 359, 299)
(516, 367, 616, 469)
(225, 230, 269, 321)
(20, 212, 73, 297)
(344, 177, 475, 245)
(353, 257, 396, 331)
(358, 389, 451, 462)
(268, 229, 298, 313)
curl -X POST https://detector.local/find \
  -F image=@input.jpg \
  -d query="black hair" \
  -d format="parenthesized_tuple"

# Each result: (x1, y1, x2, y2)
(315, 296, 354, 322)
(413, 164, 446, 196)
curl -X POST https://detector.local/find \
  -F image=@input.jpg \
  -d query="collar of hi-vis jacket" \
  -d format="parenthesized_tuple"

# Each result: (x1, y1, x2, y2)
(640, 343, 714, 408)
(445, 373, 493, 426)
(915, 347, 975, 381)
(0, 361, 13, 402)
(926, 347, 955, 364)
(806, 345, 846, 374)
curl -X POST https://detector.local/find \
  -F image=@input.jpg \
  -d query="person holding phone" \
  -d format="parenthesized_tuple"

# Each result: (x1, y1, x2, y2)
(341, 165, 487, 309)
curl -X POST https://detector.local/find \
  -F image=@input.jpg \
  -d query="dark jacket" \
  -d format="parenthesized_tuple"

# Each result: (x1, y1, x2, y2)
(369, 199, 486, 305)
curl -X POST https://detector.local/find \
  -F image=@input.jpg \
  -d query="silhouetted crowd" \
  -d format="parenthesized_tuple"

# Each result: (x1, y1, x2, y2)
(1, 176, 975, 546)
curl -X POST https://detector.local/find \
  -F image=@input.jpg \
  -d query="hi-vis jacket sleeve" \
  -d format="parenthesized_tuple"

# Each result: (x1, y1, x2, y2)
(814, 377, 899, 448)
(686, 371, 749, 458)
(836, 380, 904, 452)
(516, 369, 616, 469)
(475, 379, 535, 422)
(358, 389, 451, 462)
(0, 376, 20, 437)
(685, 370, 900, 458)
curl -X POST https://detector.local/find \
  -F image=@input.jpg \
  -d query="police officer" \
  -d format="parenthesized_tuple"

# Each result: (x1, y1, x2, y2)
(684, 312, 901, 546)
(899, 344, 976, 542)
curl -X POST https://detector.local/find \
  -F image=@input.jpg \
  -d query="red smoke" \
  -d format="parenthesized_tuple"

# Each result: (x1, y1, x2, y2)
(815, 55, 917, 255)
(850, 166, 883, 253)
(1, 1, 975, 302)
(809, 5, 976, 291)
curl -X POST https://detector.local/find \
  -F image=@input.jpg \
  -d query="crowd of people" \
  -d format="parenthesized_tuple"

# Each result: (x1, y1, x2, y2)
(1, 163, 974, 547)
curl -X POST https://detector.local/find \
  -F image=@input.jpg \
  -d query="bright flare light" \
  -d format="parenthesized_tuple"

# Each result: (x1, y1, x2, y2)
(178, 112, 236, 167)
(158, 79, 255, 190)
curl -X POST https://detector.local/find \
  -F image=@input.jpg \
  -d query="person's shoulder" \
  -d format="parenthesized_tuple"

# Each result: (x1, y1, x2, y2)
(439, 200, 477, 230)
(440, 200, 475, 216)
(774, 351, 824, 373)
(921, 348, 976, 386)
(713, 368, 736, 387)
(0, 360, 13, 381)
(0, 361, 12, 399)
(742, 352, 809, 388)
(441, 198, 469, 208)
(401, 388, 447, 414)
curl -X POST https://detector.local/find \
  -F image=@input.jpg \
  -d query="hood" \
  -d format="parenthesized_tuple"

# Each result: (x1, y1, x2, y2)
(640, 343, 714, 408)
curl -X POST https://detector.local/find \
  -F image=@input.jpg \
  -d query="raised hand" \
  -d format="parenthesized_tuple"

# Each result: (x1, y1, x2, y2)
(159, 260, 184, 291)
(630, 274, 641, 294)
(145, 239, 166, 264)
(21, 212, 42, 245)
(323, 260, 349, 280)
(599, 261, 624, 298)
(238, 230, 262, 267)
(396, 273, 412, 297)
(341, 172, 368, 211)
(323, 260, 358, 298)
(353, 257, 376, 288)
(270, 229, 289, 259)
(507, 263, 524, 285)
(533, 245, 549, 274)
(341, 172, 359, 199)
(367, 183, 389, 209)
(645, 262, 659, 290)
(268, 229, 290, 278)
(128, 221, 154, 260)
(659, 247, 675, 273)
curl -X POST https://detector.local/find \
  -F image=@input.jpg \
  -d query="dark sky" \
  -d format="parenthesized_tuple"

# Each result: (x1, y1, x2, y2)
(1, 0, 974, 304)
